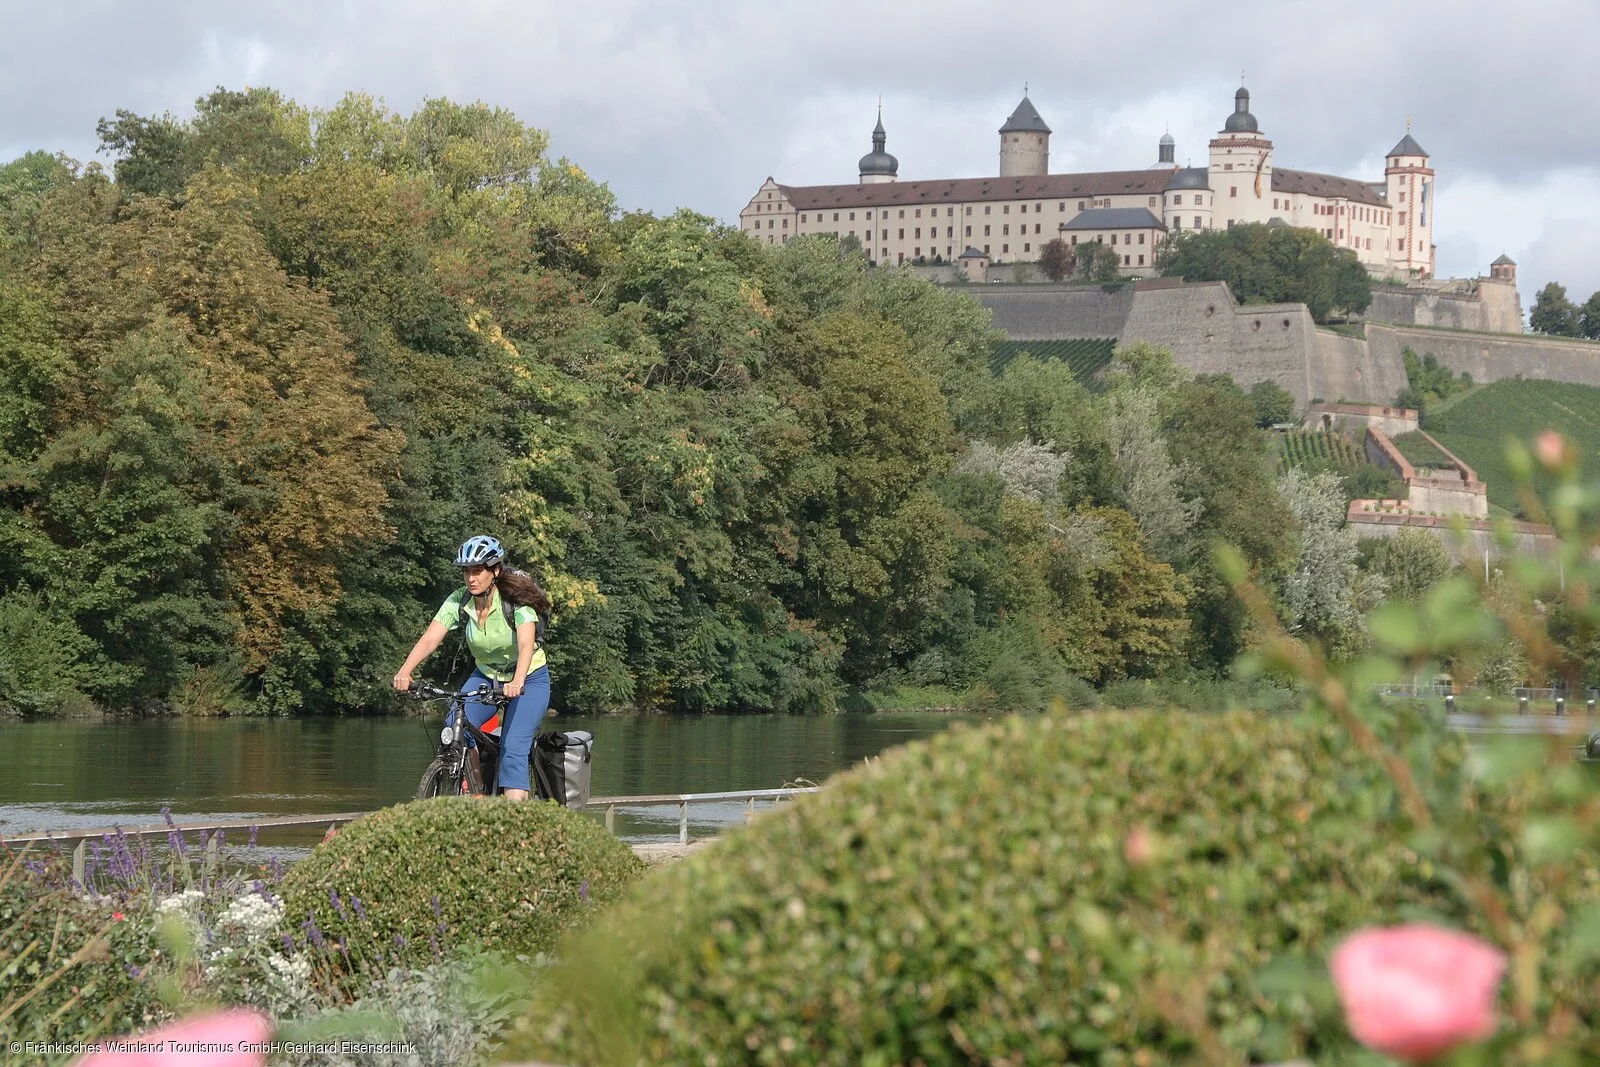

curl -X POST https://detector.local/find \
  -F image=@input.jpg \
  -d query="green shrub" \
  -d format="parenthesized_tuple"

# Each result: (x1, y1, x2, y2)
(277, 799, 643, 983)
(503, 710, 1592, 1065)
(0, 855, 166, 1047)
(0, 594, 95, 717)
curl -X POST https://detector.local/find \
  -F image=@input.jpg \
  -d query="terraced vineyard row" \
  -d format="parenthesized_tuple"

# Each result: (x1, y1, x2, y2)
(1277, 430, 1365, 473)
(990, 338, 1117, 380)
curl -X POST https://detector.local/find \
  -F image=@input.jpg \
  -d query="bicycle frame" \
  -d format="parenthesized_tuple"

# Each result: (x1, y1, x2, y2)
(411, 680, 510, 798)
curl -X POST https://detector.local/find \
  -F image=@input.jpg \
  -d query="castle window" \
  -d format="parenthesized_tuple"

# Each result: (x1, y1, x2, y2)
(768, 220, 773, 229)
(984, 206, 991, 214)
(782, 219, 787, 228)
(1230, 187, 1237, 197)
(1111, 234, 1117, 245)
(849, 212, 856, 220)
(1171, 218, 1180, 230)
(881, 230, 887, 239)
(1398, 192, 1406, 202)
(1224, 163, 1232, 170)
(947, 227, 953, 237)
(865, 211, 872, 219)
(915, 247, 921, 257)
(1059, 202, 1065, 211)
(1138, 233, 1145, 244)
(984, 245, 990, 253)
(1399, 212, 1406, 225)
(1003, 205, 1010, 214)
(915, 208, 921, 217)
(1194, 217, 1201, 228)
(833, 212, 839, 221)
(1019, 204, 1026, 213)
(1070, 235, 1077, 244)
(965, 225, 972, 236)
(1174, 195, 1182, 205)
(1124, 255, 1130, 265)
(1034, 224, 1040, 234)
(1148, 197, 1156, 207)
(1078, 201, 1085, 210)
(965, 206, 972, 215)
(1138, 254, 1145, 265)
(1002, 244, 1009, 252)
(1024, 243, 1030, 252)
(898, 228, 904, 238)
(915, 228, 921, 238)
(801, 214, 807, 223)
(1003, 224, 1009, 235)
(898, 209, 905, 218)
(1273, 198, 1279, 208)
(984, 225, 991, 236)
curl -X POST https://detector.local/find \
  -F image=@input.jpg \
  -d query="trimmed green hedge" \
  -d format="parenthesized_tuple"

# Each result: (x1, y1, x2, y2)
(503, 710, 1584, 1065)
(277, 798, 643, 977)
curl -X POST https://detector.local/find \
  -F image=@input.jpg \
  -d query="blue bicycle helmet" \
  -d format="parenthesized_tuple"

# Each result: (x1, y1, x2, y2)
(453, 535, 504, 568)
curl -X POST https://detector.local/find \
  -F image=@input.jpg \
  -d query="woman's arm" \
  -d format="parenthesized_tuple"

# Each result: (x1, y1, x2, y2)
(393, 620, 450, 691)
(505, 619, 537, 698)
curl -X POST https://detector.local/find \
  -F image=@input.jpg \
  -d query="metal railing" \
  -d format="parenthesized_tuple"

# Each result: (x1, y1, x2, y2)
(0, 787, 820, 884)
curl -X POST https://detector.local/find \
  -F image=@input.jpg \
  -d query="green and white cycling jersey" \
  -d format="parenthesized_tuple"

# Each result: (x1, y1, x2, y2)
(433, 587, 546, 681)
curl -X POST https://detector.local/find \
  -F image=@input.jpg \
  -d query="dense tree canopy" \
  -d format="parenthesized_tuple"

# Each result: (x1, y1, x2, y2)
(1154, 223, 1372, 322)
(0, 88, 1413, 715)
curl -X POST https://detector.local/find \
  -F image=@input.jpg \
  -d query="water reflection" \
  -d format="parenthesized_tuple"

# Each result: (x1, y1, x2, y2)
(0, 712, 979, 847)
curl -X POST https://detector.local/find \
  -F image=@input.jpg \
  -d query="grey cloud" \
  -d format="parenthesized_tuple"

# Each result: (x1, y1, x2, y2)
(2, 0, 1596, 298)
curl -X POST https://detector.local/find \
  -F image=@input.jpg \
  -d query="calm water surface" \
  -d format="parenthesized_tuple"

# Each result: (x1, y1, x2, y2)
(0, 712, 983, 847)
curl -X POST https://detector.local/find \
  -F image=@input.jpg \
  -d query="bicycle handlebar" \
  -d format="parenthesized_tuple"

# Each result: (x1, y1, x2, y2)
(406, 680, 509, 704)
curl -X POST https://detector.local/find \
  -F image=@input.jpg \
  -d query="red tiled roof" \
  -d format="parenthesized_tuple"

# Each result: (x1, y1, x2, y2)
(775, 169, 1180, 210)
(1272, 167, 1387, 207)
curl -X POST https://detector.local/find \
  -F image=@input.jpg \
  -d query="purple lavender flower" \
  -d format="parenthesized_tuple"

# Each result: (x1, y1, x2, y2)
(330, 887, 346, 918)
(247, 823, 259, 848)
(337, 936, 349, 956)
(281, 933, 295, 953)
(351, 896, 367, 922)
(301, 915, 326, 949)
(394, 933, 408, 950)
(430, 894, 443, 919)
(429, 935, 441, 961)
(580, 879, 591, 903)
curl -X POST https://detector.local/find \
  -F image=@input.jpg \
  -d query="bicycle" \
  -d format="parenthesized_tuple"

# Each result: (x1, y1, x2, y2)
(409, 680, 510, 798)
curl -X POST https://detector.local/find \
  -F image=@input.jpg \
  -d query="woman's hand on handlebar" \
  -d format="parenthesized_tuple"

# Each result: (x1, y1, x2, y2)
(393, 670, 413, 692)
(504, 678, 524, 699)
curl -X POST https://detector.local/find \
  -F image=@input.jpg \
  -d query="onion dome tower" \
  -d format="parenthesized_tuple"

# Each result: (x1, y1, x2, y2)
(857, 106, 899, 184)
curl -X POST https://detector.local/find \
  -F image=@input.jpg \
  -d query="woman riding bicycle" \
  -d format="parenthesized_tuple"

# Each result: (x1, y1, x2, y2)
(393, 535, 551, 801)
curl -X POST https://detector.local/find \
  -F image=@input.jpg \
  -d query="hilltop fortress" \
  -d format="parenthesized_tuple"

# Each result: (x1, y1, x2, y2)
(742, 86, 1435, 278)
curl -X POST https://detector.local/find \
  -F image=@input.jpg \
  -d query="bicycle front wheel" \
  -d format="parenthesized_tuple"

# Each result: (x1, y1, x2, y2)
(417, 758, 459, 799)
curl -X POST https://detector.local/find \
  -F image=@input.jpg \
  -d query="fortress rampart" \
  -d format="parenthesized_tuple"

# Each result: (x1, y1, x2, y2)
(972, 281, 1600, 406)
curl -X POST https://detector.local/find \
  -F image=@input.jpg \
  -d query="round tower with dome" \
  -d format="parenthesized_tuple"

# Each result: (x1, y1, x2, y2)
(998, 91, 1050, 177)
(1208, 84, 1275, 229)
(857, 107, 899, 184)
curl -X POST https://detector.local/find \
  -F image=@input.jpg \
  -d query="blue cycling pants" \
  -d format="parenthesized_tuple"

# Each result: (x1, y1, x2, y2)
(456, 666, 550, 793)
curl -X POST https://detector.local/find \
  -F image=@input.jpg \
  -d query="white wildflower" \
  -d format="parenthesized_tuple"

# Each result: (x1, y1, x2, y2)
(155, 888, 205, 915)
(217, 893, 284, 942)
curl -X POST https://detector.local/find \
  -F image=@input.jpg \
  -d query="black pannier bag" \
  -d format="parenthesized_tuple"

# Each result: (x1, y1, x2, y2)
(532, 730, 593, 808)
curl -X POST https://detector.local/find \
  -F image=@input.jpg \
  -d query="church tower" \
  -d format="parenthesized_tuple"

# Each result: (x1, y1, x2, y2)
(857, 107, 899, 185)
(999, 92, 1050, 177)
(1208, 85, 1274, 229)
(1386, 129, 1434, 277)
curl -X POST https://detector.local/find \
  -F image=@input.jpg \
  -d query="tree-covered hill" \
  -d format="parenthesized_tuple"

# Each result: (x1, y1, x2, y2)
(0, 87, 1374, 716)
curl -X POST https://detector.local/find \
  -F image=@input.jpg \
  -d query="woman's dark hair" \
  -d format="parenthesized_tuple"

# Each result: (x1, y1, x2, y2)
(496, 566, 551, 617)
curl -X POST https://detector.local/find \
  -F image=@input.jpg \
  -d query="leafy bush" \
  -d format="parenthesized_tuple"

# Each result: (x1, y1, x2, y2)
(277, 799, 643, 984)
(0, 854, 167, 1047)
(0, 594, 96, 716)
(503, 710, 1586, 1065)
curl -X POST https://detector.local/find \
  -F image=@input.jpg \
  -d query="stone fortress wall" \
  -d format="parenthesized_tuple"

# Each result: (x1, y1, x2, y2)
(972, 279, 1600, 406)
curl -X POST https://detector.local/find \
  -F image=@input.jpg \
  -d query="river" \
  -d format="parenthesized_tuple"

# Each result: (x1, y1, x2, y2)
(0, 711, 983, 849)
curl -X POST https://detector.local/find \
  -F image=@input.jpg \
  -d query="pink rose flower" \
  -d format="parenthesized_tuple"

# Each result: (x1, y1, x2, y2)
(74, 1009, 270, 1067)
(1330, 924, 1505, 1063)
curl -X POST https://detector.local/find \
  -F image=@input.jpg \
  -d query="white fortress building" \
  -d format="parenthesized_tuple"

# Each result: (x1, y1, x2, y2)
(740, 88, 1435, 278)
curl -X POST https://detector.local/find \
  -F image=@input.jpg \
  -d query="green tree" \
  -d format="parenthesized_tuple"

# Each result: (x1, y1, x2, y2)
(1154, 223, 1371, 322)
(1529, 282, 1578, 336)
(1248, 379, 1297, 427)
(1577, 290, 1600, 341)
(1037, 238, 1071, 281)
(1366, 527, 1455, 602)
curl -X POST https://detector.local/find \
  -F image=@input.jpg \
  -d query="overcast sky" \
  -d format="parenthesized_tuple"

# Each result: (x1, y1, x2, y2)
(4, 0, 1598, 308)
